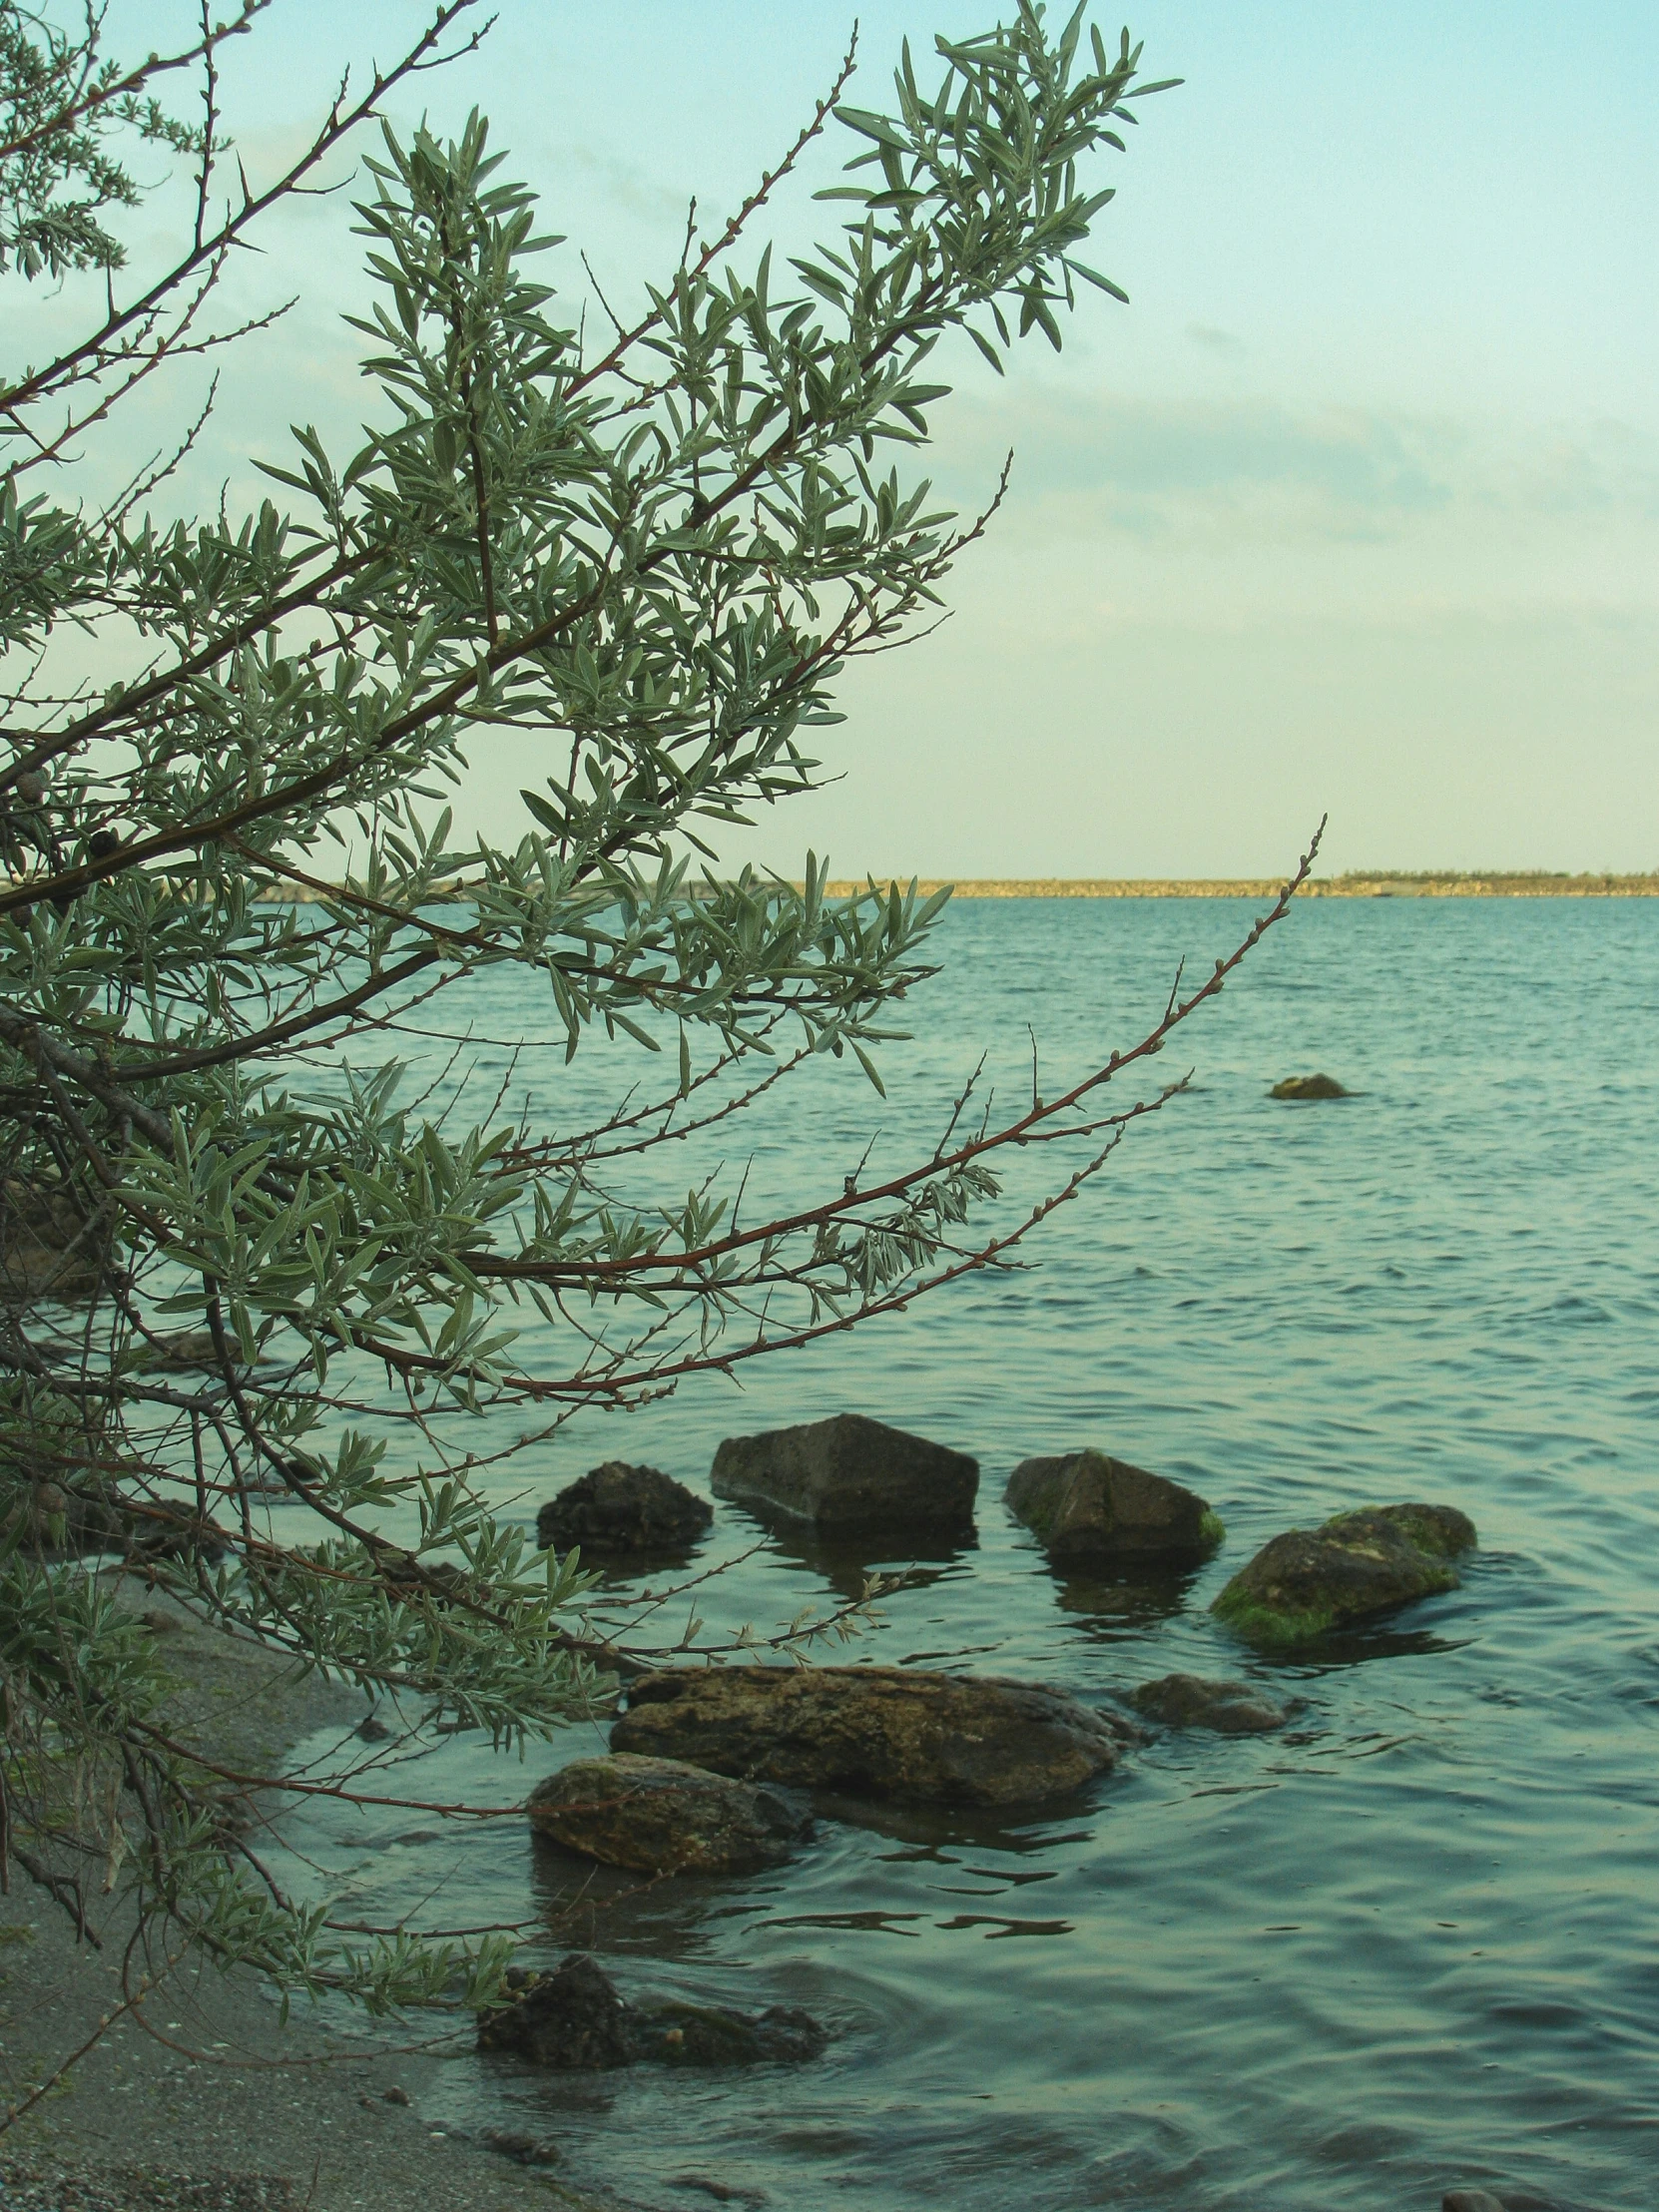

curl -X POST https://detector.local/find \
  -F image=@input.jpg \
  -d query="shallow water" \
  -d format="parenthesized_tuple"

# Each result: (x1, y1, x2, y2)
(273, 896, 1659, 2211)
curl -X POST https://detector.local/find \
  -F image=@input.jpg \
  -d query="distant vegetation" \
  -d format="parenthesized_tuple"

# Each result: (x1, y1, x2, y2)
(809, 872, 1659, 898)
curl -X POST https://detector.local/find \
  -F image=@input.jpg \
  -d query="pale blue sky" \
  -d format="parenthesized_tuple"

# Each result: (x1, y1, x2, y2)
(80, 2, 1659, 873)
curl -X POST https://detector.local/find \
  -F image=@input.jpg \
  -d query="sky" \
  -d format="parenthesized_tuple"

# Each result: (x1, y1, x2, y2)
(61, 1, 1659, 877)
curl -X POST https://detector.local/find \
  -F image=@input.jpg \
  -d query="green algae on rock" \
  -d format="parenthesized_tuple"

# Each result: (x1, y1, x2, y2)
(1211, 1503, 1476, 1647)
(1004, 1448, 1223, 1570)
(1269, 1073, 1351, 1101)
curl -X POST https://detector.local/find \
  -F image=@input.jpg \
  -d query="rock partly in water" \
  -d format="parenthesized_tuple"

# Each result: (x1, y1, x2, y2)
(477, 1952, 825, 2069)
(1269, 1073, 1350, 1100)
(613, 1664, 1128, 1806)
(0, 1179, 109, 1302)
(1129, 1673, 1289, 1734)
(711, 1413, 977, 1536)
(481, 2128, 561, 2167)
(1004, 1449, 1223, 1570)
(528, 1753, 813, 1876)
(535, 1461, 713, 1555)
(1212, 1502, 1477, 1646)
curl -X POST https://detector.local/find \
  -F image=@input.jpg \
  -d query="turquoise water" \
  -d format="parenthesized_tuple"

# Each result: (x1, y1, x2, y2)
(276, 896, 1659, 2211)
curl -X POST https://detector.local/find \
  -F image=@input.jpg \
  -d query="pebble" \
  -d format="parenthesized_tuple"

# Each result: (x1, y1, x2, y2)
(0, 2161, 295, 2210)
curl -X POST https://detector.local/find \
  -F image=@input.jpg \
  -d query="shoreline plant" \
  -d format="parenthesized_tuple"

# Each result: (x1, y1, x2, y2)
(0, 0, 1315, 2107)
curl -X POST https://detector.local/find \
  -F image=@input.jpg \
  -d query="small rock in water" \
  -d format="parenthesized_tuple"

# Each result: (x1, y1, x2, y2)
(1130, 1673, 1289, 1734)
(481, 2128, 560, 2166)
(1212, 1502, 1477, 1646)
(476, 1951, 825, 2070)
(1269, 1072, 1350, 1100)
(1004, 1449, 1222, 1570)
(711, 1412, 977, 1536)
(613, 1664, 1129, 1806)
(528, 1753, 813, 1876)
(536, 1460, 712, 1555)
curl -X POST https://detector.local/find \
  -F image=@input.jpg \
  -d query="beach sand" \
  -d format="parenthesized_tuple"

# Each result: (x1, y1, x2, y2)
(0, 1586, 639, 2212)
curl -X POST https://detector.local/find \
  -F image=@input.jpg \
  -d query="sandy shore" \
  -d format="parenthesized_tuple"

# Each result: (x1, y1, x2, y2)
(0, 1586, 641, 2212)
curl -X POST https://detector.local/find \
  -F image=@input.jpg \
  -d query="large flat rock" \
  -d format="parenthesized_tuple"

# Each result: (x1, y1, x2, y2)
(527, 1752, 812, 1875)
(612, 1664, 1125, 1806)
(711, 1413, 977, 1536)
(1004, 1448, 1222, 1570)
(1212, 1502, 1476, 1646)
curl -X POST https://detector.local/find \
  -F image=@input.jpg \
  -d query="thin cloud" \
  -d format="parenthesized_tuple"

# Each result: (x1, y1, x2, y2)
(1185, 321, 1246, 357)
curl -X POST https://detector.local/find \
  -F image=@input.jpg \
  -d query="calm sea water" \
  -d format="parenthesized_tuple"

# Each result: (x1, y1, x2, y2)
(273, 895, 1659, 2212)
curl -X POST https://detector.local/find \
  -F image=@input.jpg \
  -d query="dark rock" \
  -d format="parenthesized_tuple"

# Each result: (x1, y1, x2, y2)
(1004, 1449, 1222, 1570)
(1441, 2195, 1572, 2212)
(381, 2085, 410, 2105)
(355, 1713, 392, 1743)
(476, 1951, 825, 2070)
(1269, 1072, 1350, 1100)
(631, 2000, 826, 2066)
(478, 1951, 634, 2068)
(612, 1664, 1127, 1806)
(1129, 1673, 1289, 1734)
(1212, 1502, 1477, 1646)
(528, 1753, 813, 1876)
(711, 1412, 977, 1536)
(536, 1460, 712, 1555)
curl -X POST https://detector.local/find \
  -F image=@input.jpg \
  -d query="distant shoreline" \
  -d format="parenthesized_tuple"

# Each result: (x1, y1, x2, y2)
(819, 872, 1659, 899)
(245, 870, 1659, 903)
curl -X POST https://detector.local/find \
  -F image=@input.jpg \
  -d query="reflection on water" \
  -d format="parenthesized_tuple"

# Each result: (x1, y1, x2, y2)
(271, 899, 1659, 2212)
(1048, 1560, 1202, 1639)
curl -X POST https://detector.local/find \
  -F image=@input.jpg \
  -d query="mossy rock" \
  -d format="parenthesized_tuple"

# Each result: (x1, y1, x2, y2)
(1269, 1073, 1350, 1101)
(528, 1752, 812, 1876)
(1004, 1449, 1223, 1571)
(1211, 1502, 1476, 1647)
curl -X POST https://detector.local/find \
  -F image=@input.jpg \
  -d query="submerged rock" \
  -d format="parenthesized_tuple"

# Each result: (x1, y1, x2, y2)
(612, 1664, 1128, 1806)
(1129, 1673, 1288, 1734)
(528, 1753, 813, 1876)
(536, 1461, 712, 1555)
(1004, 1449, 1223, 1570)
(477, 1951, 825, 2069)
(481, 2129, 561, 2168)
(711, 1412, 977, 1536)
(1269, 1073, 1350, 1100)
(1212, 1503, 1476, 1646)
